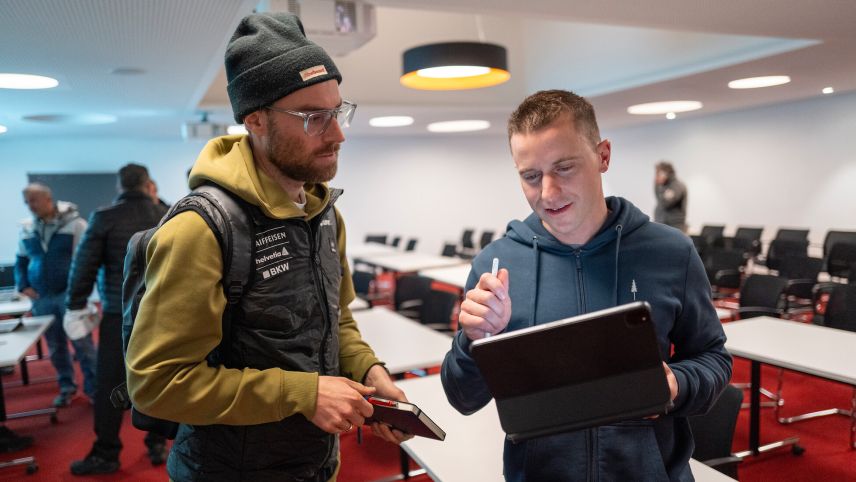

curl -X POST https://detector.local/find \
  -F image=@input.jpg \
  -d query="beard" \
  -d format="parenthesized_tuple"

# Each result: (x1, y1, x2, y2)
(264, 116, 340, 183)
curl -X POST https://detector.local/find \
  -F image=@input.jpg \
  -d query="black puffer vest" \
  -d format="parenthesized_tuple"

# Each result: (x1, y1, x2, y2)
(168, 189, 343, 482)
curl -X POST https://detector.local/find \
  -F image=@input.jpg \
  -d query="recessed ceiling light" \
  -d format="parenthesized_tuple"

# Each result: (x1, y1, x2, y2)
(0, 73, 59, 89)
(227, 125, 248, 135)
(822, 87, 834, 94)
(427, 120, 490, 133)
(665, 112, 676, 120)
(22, 113, 117, 125)
(109, 67, 146, 75)
(0, 125, 7, 134)
(627, 101, 703, 115)
(369, 116, 414, 127)
(727, 75, 791, 89)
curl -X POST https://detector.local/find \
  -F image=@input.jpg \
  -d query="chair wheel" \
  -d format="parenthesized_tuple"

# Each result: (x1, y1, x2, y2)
(792, 444, 805, 456)
(50, 414, 58, 424)
(26, 462, 38, 474)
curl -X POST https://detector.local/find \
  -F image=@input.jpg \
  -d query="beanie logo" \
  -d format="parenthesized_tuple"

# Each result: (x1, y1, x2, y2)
(300, 65, 328, 82)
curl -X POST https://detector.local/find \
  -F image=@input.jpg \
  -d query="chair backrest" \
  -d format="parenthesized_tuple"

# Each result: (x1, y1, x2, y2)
(420, 289, 460, 330)
(404, 238, 418, 252)
(478, 230, 495, 250)
(734, 226, 763, 242)
(700, 225, 725, 247)
(365, 234, 388, 245)
(0, 264, 15, 289)
(703, 248, 745, 285)
(740, 274, 788, 309)
(822, 230, 856, 260)
(824, 284, 856, 332)
(440, 243, 458, 257)
(352, 270, 375, 297)
(777, 256, 822, 281)
(826, 242, 856, 279)
(394, 275, 433, 311)
(389, 236, 402, 248)
(774, 228, 809, 242)
(689, 385, 743, 471)
(766, 238, 809, 271)
(461, 229, 475, 250)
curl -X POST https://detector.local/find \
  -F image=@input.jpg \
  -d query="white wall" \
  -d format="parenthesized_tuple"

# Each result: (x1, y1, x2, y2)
(2, 90, 855, 264)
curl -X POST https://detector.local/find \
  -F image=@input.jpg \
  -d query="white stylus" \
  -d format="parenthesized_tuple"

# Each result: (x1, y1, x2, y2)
(485, 257, 499, 338)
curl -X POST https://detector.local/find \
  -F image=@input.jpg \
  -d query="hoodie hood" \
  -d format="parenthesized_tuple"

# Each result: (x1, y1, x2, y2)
(506, 196, 648, 252)
(54, 200, 80, 224)
(187, 134, 332, 220)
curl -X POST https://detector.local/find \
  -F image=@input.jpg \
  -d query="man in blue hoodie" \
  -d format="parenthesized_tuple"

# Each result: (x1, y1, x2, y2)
(441, 90, 731, 481)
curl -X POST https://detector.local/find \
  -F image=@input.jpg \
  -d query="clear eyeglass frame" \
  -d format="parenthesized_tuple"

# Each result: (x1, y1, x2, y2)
(265, 100, 357, 136)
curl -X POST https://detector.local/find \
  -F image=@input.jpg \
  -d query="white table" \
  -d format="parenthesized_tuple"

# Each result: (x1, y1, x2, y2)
(347, 242, 400, 260)
(395, 375, 734, 482)
(715, 308, 732, 321)
(355, 252, 467, 273)
(723, 317, 856, 454)
(355, 307, 452, 375)
(349, 297, 370, 311)
(0, 298, 32, 317)
(418, 265, 472, 290)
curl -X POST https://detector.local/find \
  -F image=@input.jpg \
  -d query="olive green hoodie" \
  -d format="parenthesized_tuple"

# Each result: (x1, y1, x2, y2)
(126, 134, 381, 426)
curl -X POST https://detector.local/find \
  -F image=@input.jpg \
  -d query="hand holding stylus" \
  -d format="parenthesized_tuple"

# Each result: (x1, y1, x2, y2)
(459, 257, 511, 341)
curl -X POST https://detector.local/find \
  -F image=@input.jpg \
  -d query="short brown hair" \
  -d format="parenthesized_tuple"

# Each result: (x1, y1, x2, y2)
(119, 163, 151, 191)
(655, 161, 675, 177)
(507, 90, 601, 148)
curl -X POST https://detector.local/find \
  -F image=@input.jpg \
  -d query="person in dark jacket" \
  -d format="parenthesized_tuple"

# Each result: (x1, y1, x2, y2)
(64, 164, 169, 475)
(654, 161, 688, 232)
(15, 183, 97, 408)
(441, 90, 731, 482)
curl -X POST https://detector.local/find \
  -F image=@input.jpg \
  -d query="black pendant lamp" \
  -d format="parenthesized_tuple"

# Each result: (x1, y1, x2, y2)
(400, 41, 510, 90)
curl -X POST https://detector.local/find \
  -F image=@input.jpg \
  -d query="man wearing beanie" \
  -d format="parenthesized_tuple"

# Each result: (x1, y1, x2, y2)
(126, 13, 410, 481)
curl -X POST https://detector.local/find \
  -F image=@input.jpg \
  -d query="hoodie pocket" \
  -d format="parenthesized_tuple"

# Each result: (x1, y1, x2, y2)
(597, 420, 669, 481)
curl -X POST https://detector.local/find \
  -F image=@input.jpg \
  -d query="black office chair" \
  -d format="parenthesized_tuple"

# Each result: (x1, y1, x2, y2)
(440, 243, 458, 258)
(774, 228, 810, 242)
(700, 225, 726, 248)
(765, 238, 809, 272)
(404, 238, 418, 252)
(459, 229, 476, 258)
(389, 236, 402, 248)
(821, 230, 856, 273)
(736, 274, 788, 319)
(351, 270, 380, 308)
(478, 231, 495, 250)
(703, 248, 746, 295)
(689, 385, 744, 479)
(419, 289, 459, 332)
(826, 242, 856, 280)
(776, 284, 856, 434)
(777, 256, 822, 314)
(728, 226, 763, 258)
(394, 275, 434, 319)
(365, 234, 388, 245)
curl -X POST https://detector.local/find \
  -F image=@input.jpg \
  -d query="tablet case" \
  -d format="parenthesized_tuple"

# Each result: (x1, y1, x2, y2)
(470, 301, 670, 442)
(365, 396, 446, 441)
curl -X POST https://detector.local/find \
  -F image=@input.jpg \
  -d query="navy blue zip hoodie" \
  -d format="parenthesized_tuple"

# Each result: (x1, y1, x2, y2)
(442, 196, 731, 482)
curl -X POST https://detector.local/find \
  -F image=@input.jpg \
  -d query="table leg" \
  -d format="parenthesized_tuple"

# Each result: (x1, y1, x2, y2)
(750, 361, 760, 455)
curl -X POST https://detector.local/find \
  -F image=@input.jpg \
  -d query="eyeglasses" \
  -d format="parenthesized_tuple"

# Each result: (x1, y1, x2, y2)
(265, 100, 357, 136)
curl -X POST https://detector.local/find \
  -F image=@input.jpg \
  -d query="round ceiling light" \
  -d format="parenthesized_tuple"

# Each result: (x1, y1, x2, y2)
(0, 125, 7, 134)
(401, 42, 510, 90)
(369, 116, 414, 127)
(728, 75, 791, 89)
(627, 101, 703, 115)
(822, 87, 834, 95)
(22, 113, 117, 125)
(427, 120, 490, 133)
(0, 73, 59, 89)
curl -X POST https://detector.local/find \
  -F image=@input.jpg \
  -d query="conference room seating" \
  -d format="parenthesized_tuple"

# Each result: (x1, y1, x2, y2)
(389, 236, 402, 248)
(459, 229, 476, 257)
(821, 230, 856, 272)
(418, 289, 460, 332)
(352, 270, 378, 307)
(365, 234, 388, 245)
(393, 275, 433, 320)
(703, 248, 746, 294)
(440, 243, 458, 258)
(689, 384, 744, 479)
(404, 238, 418, 252)
(776, 283, 856, 426)
(765, 238, 809, 272)
(478, 230, 495, 250)
(825, 242, 856, 281)
(777, 256, 823, 314)
(773, 228, 810, 242)
(700, 225, 726, 247)
(735, 274, 788, 320)
(727, 226, 764, 258)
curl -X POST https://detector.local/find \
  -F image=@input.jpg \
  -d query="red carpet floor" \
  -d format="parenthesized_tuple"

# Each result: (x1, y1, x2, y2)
(1, 336, 855, 480)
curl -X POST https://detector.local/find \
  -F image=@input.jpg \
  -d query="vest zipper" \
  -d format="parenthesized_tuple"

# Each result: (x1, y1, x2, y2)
(575, 250, 587, 313)
(305, 220, 331, 375)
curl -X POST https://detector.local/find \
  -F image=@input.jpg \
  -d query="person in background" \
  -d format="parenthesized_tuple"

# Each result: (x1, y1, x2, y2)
(126, 12, 410, 481)
(441, 90, 731, 481)
(15, 183, 96, 408)
(654, 161, 688, 232)
(64, 164, 169, 475)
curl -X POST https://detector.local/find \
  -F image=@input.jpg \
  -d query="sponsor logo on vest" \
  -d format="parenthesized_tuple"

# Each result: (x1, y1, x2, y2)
(320, 219, 332, 227)
(262, 261, 290, 279)
(256, 246, 290, 266)
(300, 65, 328, 82)
(256, 231, 288, 249)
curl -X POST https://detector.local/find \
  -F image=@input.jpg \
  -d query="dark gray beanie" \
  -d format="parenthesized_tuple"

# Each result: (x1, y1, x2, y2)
(225, 13, 342, 123)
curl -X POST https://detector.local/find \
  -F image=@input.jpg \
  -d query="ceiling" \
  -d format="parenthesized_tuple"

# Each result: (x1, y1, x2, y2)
(1, 0, 854, 140)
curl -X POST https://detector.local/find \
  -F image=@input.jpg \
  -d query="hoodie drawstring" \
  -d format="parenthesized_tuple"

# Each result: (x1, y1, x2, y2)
(613, 224, 623, 306)
(530, 236, 540, 327)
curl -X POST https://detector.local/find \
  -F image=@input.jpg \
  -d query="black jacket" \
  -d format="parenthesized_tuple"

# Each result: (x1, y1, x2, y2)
(66, 191, 167, 314)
